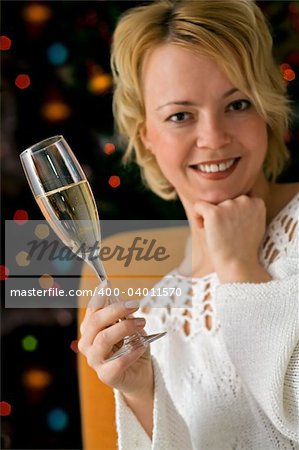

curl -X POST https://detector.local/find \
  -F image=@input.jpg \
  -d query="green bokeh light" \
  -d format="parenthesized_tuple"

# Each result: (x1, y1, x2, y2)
(22, 335, 38, 352)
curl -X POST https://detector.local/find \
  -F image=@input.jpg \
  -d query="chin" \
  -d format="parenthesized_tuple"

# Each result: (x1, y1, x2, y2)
(195, 191, 237, 205)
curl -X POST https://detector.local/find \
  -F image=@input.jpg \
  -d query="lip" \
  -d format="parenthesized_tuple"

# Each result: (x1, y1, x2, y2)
(190, 157, 240, 180)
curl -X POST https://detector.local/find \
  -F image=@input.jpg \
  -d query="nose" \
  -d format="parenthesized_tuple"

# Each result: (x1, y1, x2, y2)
(195, 114, 231, 150)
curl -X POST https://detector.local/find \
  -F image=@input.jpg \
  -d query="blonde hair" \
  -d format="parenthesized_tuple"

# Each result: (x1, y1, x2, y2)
(111, 0, 291, 200)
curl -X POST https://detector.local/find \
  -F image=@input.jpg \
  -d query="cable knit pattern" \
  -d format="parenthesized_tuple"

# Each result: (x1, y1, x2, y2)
(115, 193, 299, 449)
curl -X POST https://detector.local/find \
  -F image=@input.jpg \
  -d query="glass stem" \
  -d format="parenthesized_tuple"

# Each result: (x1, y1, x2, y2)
(87, 256, 107, 282)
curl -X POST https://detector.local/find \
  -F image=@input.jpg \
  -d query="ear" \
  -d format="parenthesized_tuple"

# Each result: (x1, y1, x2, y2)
(139, 124, 155, 155)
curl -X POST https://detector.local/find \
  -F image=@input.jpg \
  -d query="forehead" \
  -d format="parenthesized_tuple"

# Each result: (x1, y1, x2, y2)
(141, 43, 235, 102)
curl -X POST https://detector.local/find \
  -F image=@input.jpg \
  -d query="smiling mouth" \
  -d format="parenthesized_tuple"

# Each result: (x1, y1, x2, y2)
(190, 157, 241, 179)
(192, 157, 240, 173)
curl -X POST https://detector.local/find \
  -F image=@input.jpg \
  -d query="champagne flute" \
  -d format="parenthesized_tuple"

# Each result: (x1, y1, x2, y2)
(20, 135, 166, 362)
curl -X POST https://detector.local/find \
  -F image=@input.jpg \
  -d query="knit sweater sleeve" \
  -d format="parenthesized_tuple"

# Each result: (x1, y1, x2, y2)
(215, 234, 299, 442)
(114, 356, 193, 450)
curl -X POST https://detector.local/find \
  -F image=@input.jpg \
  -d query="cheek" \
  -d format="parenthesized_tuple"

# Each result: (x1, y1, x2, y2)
(243, 117, 268, 162)
(146, 123, 182, 165)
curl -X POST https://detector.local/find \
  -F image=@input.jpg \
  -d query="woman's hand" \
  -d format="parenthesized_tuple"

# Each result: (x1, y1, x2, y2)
(78, 285, 153, 398)
(194, 195, 271, 283)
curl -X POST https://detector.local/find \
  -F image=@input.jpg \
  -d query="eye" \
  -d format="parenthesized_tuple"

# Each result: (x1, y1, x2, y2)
(167, 112, 192, 123)
(227, 99, 251, 112)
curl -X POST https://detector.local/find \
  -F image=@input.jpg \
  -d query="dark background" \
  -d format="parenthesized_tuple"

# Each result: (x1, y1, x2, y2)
(1, 1, 299, 449)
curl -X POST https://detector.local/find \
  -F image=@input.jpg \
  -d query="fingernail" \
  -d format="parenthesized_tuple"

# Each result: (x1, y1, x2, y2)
(134, 318, 146, 327)
(124, 299, 140, 309)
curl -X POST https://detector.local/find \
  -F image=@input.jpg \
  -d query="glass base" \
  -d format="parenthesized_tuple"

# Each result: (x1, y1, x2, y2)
(104, 331, 167, 362)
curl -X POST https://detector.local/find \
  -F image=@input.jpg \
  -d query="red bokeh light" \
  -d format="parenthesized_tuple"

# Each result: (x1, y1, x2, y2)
(108, 175, 121, 188)
(283, 69, 296, 82)
(0, 401, 12, 416)
(103, 143, 116, 155)
(15, 74, 31, 89)
(70, 340, 79, 353)
(0, 265, 9, 281)
(13, 209, 29, 224)
(0, 35, 12, 50)
(280, 63, 291, 72)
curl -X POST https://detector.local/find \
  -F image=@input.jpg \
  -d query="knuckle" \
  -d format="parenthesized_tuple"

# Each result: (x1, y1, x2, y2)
(77, 338, 84, 354)
(98, 329, 110, 346)
(79, 321, 86, 336)
(86, 352, 95, 368)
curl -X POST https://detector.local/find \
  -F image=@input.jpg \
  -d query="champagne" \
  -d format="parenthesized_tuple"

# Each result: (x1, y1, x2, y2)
(36, 180, 100, 259)
(21, 136, 166, 361)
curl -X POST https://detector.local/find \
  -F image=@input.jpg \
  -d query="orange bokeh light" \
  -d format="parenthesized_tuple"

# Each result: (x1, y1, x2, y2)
(89, 73, 112, 94)
(22, 368, 52, 390)
(22, 3, 52, 24)
(41, 101, 71, 122)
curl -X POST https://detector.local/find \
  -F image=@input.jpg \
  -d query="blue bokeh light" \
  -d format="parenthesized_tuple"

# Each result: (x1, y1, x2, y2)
(47, 43, 68, 65)
(47, 408, 69, 431)
(52, 258, 74, 273)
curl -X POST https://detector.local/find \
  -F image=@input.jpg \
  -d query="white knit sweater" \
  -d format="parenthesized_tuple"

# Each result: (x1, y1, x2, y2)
(115, 193, 299, 449)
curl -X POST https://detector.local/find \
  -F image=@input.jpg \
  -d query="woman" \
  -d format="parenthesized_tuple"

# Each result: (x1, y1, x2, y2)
(78, 1, 299, 448)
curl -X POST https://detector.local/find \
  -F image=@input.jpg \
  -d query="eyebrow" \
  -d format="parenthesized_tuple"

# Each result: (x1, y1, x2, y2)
(155, 88, 240, 111)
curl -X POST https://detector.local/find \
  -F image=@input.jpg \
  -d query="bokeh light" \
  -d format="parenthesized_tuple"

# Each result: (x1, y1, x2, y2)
(70, 340, 79, 353)
(0, 401, 12, 416)
(16, 251, 30, 267)
(280, 63, 291, 72)
(52, 259, 73, 273)
(15, 74, 31, 90)
(13, 209, 29, 224)
(108, 175, 121, 188)
(103, 143, 116, 155)
(39, 274, 54, 289)
(47, 42, 68, 66)
(47, 408, 69, 432)
(22, 368, 52, 390)
(22, 335, 38, 352)
(57, 310, 73, 326)
(0, 265, 9, 280)
(88, 73, 112, 94)
(35, 223, 50, 239)
(22, 3, 52, 24)
(283, 68, 296, 82)
(41, 101, 71, 122)
(0, 35, 12, 50)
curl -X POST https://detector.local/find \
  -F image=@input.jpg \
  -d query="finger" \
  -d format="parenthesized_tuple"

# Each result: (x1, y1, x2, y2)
(194, 200, 217, 214)
(79, 299, 141, 349)
(86, 317, 146, 365)
(99, 345, 148, 386)
(88, 280, 110, 311)
(193, 200, 217, 227)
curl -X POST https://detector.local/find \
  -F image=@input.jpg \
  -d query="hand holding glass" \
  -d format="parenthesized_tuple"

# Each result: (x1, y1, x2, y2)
(20, 136, 166, 361)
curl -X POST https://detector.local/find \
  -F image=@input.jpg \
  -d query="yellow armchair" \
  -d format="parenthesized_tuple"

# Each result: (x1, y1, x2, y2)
(77, 227, 188, 449)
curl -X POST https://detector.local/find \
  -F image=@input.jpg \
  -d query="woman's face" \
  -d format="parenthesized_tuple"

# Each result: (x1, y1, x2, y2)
(140, 43, 268, 209)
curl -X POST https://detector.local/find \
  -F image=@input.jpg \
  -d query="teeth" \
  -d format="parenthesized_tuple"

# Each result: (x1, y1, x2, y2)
(197, 159, 236, 173)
